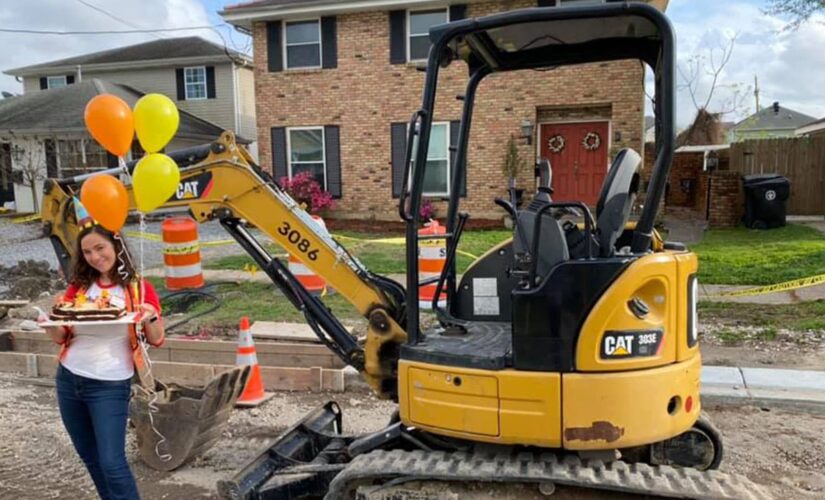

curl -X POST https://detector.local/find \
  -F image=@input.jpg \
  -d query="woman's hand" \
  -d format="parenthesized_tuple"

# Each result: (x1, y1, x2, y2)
(138, 303, 165, 347)
(138, 303, 159, 325)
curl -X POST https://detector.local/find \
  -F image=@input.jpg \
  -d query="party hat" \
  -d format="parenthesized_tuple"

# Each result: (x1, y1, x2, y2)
(73, 197, 98, 229)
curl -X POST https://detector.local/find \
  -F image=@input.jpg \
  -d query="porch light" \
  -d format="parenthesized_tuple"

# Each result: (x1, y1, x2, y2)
(520, 119, 534, 145)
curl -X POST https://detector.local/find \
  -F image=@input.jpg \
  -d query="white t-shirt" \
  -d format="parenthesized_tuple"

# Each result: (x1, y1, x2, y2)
(61, 282, 134, 381)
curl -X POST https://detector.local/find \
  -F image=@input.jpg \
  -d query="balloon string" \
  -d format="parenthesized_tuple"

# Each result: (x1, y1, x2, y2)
(116, 154, 171, 463)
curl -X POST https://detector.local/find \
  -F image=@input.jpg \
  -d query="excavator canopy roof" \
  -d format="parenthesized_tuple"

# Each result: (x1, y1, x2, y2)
(430, 2, 671, 73)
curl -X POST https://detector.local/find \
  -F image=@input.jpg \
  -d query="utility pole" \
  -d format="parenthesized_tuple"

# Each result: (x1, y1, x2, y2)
(753, 74, 760, 112)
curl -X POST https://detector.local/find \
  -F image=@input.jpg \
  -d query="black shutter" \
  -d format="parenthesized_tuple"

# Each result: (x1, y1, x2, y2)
(175, 68, 185, 100)
(449, 4, 467, 21)
(321, 17, 337, 69)
(107, 152, 119, 168)
(537, 0, 556, 6)
(66, 75, 75, 85)
(324, 125, 341, 198)
(389, 10, 406, 64)
(271, 127, 288, 182)
(206, 66, 216, 98)
(449, 121, 465, 197)
(44, 140, 58, 178)
(267, 21, 283, 72)
(391, 123, 407, 198)
(39, 77, 47, 90)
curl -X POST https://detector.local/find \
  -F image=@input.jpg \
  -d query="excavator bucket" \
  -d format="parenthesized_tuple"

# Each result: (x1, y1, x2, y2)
(129, 366, 251, 471)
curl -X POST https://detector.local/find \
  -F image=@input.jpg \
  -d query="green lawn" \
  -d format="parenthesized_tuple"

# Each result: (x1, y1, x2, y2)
(155, 280, 364, 331)
(691, 224, 825, 285)
(206, 229, 512, 275)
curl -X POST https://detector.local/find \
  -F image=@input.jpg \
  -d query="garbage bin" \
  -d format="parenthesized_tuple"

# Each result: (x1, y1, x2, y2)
(742, 174, 790, 229)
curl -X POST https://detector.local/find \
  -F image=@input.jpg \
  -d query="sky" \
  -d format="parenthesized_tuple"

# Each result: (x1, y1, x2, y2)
(0, 0, 823, 128)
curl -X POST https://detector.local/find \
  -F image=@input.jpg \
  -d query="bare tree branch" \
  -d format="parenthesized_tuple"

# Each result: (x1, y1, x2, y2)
(677, 32, 741, 114)
(765, 0, 825, 30)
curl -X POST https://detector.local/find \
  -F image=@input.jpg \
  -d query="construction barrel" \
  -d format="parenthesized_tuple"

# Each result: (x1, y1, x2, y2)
(418, 219, 447, 310)
(161, 216, 205, 290)
(288, 215, 328, 295)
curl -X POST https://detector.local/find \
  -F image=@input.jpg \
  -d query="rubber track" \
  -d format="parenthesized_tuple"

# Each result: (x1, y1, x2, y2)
(326, 450, 769, 500)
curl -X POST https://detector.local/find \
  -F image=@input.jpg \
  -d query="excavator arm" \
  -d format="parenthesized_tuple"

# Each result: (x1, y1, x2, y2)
(40, 131, 406, 399)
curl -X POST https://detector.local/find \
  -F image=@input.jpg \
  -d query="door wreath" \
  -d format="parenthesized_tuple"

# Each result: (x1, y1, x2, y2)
(582, 131, 601, 151)
(547, 134, 565, 153)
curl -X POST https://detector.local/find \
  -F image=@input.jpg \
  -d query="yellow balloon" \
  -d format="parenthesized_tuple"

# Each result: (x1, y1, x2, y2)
(133, 93, 179, 153)
(132, 153, 180, 213)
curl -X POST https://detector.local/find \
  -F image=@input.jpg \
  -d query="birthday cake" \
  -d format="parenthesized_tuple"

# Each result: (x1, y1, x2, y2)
(50, 291, 127, 322)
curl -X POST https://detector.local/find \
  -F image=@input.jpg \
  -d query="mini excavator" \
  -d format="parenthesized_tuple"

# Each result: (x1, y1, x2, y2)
(42, 3, 767, 498)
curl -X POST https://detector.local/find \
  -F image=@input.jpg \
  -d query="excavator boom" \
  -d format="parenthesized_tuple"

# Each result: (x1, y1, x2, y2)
(41, 132, 407, 398)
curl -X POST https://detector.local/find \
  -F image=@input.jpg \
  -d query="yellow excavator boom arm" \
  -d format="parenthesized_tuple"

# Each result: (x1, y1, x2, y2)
(40, 132, 406, 398)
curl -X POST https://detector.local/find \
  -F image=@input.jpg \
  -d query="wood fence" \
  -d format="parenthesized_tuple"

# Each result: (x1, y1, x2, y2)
(729, 136, 825, 215)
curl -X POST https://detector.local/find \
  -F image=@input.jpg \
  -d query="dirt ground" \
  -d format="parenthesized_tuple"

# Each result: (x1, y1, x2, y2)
(0, 372, 823, 500)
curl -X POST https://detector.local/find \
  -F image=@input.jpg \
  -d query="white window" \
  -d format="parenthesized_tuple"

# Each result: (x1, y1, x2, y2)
(184, 66, 207, 100)
(410, 122, 450, 197)
(47, 76, 67, 89)
(408, 9, 448, 62)
(285, 20, 322, 69)
(287, 127, 326, 188)
(56, 139, 109, 176)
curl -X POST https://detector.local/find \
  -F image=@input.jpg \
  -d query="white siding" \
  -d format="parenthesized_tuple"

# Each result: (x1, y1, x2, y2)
(87, 64, 236, 132)
(237, 66, 257, 140)
(24, 63, 241, 134)
(9, 137, 47, 213)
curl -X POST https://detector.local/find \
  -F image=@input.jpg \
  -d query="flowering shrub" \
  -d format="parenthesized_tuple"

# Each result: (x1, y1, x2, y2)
(278, 171, 335, 213)
(419, 198, 437, 221)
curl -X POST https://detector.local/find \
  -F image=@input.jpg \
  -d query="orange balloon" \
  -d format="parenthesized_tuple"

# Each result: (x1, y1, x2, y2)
(84, 94, 134, 157)
(80, 175, 129, 232)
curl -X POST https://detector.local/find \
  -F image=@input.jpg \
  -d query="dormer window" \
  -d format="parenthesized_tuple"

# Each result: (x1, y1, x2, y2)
(285, 20, 322, 69)
(407, 9, 448, 62)
(184, 67, 207, 100)
(47, 76, 67, 89)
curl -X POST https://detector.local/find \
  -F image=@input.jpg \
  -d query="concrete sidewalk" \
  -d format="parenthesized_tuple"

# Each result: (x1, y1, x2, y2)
(702, 366, 825, 411)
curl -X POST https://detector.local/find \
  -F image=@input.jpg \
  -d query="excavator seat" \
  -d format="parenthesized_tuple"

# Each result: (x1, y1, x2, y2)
(595, 148, 642, 256)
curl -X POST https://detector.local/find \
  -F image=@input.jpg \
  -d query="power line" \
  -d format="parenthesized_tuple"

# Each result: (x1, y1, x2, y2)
(74, 0, 166, 40)
(0, 26, 220, 35)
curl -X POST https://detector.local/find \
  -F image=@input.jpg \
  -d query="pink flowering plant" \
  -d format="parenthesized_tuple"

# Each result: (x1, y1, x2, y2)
(278, 171, 335, 214)
(419, 197, 437, 221)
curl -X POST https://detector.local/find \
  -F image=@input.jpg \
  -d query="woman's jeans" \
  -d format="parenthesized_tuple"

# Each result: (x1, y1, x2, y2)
(56, 364, 140, 500)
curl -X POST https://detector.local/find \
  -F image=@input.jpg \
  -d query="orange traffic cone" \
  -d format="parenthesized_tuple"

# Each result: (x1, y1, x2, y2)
(235, 317, 273, 407)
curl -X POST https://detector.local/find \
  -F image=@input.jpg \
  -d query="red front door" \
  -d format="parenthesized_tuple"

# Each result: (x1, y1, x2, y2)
(540, 121, 609, 206)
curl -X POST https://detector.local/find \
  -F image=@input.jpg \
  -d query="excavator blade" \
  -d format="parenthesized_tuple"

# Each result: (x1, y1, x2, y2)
(217, 401, 350, 500)
(129, 365, 251, 471)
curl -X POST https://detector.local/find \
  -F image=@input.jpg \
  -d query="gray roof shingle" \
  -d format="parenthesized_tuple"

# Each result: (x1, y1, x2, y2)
(0, 79, 247, 143)
(6, 37, 247, 75)
(733, 103, 817, 132)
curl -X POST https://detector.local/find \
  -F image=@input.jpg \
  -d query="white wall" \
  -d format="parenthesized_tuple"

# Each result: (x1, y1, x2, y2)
(8, 137, 47, 213)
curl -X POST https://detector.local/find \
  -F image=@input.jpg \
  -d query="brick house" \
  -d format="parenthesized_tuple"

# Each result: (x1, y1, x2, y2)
(222, 0, 666, 220)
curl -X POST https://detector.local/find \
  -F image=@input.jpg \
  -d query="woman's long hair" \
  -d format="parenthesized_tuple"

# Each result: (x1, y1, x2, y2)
(70, 225, 137, 289)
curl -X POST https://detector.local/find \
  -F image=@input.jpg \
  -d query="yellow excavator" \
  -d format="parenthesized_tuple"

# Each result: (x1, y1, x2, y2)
(42, 3, 767, 498)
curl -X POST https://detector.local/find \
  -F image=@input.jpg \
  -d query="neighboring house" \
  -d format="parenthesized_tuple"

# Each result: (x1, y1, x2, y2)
(221, 0, 667, 220)
(0, 79, 243, 212)
(795, 117, 825, 138)
(729, 102, 816, 142)
(4, 37, 257, 158)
